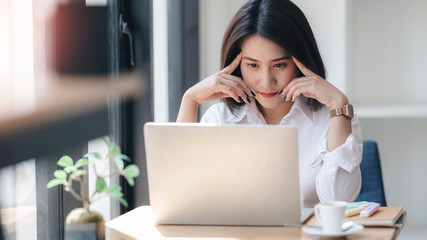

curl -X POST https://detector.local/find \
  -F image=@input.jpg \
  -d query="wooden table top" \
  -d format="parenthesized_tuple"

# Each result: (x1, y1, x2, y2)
(106, 206, 398, 240)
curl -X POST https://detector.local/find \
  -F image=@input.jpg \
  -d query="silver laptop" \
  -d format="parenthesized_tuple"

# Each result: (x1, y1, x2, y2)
(144, 122, 312, 226)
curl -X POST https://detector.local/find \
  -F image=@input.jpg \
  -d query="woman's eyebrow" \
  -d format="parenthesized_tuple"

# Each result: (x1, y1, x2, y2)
(272, 56, 291, 61)
(243, 56, 291, 62)
(243, 56, 259, 62)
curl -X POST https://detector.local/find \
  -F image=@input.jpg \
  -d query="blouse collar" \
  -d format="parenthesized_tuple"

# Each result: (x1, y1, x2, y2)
(226, 96, 315, 124)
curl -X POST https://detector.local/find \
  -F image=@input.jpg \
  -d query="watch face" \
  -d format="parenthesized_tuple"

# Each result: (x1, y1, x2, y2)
(345, 104, 354, 119)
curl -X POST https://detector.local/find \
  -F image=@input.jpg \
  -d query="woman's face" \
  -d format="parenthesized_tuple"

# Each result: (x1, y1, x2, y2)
(240, 35, 298, 109)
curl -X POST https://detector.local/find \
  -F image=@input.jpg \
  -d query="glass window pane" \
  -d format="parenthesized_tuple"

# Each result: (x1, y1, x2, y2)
(0, 160, 37, 240)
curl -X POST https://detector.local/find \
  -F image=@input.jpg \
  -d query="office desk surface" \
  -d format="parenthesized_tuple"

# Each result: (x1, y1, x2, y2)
(106, 206, 398, 240)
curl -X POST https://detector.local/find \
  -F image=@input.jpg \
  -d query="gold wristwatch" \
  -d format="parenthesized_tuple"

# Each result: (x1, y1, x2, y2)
(330, 103, 354, 120)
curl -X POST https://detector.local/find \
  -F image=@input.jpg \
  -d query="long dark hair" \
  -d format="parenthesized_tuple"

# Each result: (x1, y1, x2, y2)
(221, 0, 325, 111)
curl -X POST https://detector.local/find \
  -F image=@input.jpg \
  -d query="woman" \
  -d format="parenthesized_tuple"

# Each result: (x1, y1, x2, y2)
(177, 0, 362, 208)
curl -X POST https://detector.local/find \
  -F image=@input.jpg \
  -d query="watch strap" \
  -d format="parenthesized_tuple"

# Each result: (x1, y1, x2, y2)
(330, 103, 354, 120)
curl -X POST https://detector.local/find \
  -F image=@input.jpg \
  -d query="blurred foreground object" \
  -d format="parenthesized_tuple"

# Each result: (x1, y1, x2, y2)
(0, 73, 144, 168)
(52, 0, 107, 74)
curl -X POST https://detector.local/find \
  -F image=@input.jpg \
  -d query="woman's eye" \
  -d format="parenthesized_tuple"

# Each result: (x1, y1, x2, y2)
(274, 63, 285, 68)
(247, 63, 258, 68)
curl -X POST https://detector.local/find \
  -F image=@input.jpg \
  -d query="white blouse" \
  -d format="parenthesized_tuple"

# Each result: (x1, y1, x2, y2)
(200, 97, 362, 208)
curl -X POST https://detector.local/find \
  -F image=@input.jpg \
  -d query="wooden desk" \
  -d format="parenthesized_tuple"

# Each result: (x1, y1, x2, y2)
(106, 206, 399, 240)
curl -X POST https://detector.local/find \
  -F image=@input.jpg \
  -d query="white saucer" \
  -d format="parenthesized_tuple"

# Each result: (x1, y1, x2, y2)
(302, 223, 364, 238)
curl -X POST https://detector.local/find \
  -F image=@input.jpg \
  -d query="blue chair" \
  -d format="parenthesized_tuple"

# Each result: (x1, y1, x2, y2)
(355, 140, 387, 206)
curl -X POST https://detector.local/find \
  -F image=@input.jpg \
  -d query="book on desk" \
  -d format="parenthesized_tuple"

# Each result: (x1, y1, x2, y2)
(346, 206, 406, 227)
(306, 205, 406, 228)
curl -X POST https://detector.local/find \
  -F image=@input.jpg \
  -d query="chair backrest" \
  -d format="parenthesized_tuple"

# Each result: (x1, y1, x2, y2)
(355, 140, 387, 206)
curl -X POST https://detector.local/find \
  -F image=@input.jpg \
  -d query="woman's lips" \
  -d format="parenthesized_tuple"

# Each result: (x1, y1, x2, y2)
(259, 92, 278, 98)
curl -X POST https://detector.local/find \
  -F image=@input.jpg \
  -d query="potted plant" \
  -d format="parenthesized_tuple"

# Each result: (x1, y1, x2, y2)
(47, 139, 140, 240)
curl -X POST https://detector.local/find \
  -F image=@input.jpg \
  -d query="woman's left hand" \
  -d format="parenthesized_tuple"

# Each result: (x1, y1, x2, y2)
(280, 57, 348, 109)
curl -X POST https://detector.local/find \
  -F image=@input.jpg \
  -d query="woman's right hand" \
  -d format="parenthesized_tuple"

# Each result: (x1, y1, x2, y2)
(184, 52, 254, 105)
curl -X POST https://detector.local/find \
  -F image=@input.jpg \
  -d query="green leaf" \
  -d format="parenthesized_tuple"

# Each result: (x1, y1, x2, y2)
(107, 142, 116, 155)
(75, 158, 89, 168)
(107, 142, 121, 158)
(84, 152, 101, 159)
(54, 170, 67, 179)
(124, 176, 135, 186)
(96, 178, 107, 193)
(114, 158, 124, 170)
(70, 170, 87, 179)
(108, 185, 123, 198)
(109, 190, 123, 199)
(64, 166, 75, 173)
(110, 143, 119, 153)
(109, 184, 122, 194)
(57, 156, 73, 167)
(119, 198, 128, 207)
(47, 178, 64, 188)
(124, 165, 140, 178)
(116, 154, 131, 162)
(114, 145, 120, 155)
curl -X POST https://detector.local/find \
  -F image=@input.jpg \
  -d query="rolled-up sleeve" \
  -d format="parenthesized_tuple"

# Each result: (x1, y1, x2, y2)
(311, 117, 363, 203)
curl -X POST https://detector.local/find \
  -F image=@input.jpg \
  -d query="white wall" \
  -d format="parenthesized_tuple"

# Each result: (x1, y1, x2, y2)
(347, 0, 427, 229)
(199, 0, 247, 115)
(199, 0, 427, 229)
(199, 0, 247, 82)
(292, 0, 347, 93)
(348, 0, 427, 106)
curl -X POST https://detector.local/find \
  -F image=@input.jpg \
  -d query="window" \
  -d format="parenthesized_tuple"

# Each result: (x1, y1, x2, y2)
(0, 0, 36, 238)
(1, 0, 200, 238)
(0, 0, 152, 239)
(0, 161, 36, 240)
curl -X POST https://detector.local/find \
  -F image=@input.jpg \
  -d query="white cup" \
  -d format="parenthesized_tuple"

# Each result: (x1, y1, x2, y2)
(314, 201, 347, 233)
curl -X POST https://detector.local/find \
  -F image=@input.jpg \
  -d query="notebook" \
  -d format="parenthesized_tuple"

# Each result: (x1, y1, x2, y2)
(307, 205, 405, 227)
(144, 122, 310, 226)
(346, 206, 405, 227)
